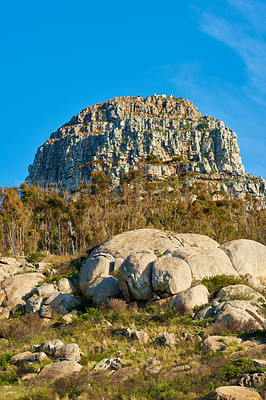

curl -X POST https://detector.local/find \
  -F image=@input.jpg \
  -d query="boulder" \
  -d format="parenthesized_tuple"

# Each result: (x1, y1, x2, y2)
(216, 285, 265, 304)
(53, 343, 81, 362)
(0, 273, 45, 308)
(132, 330, 149, 344)
(92, 276, 123, 306)
(39, 292, 79, 318)
(93, 357, 124, 371)
(152, 255, 191, 297)
(37, 360, 82, 382)
(203, 385, 262, 399)
(174, 233, 219, 250)
(195, 298, 266, 330)
(221, 239, 266, 280)
(41, 339, 64, 357)
(170, 247, 238, 280)
(155, 332, 178, 347)
(90, 229, 182, 259)
(34, 283, 57, 298)
(202, 336, 243, 353)
(213, 300, 265, 330)
(79, 254, 114, 297)
(119, 250, 157, 301)
(238, 372, 266, 391)
(10, 351, 48, 366)
(26, 295, 43, 314)
(57, 278, 76, 294)
(168, 284, 209, 314)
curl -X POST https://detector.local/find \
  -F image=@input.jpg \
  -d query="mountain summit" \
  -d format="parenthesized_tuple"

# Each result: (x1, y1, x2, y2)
(26, 94, 265, 206)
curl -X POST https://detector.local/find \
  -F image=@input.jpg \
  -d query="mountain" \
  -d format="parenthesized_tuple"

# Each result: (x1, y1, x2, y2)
(26, 94, 265, 207)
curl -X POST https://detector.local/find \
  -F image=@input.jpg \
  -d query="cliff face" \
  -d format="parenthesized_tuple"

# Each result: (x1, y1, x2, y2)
(26, 94, 265, 207)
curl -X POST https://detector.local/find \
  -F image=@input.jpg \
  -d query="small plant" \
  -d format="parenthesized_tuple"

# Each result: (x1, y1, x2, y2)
(104, 298, 127, 315)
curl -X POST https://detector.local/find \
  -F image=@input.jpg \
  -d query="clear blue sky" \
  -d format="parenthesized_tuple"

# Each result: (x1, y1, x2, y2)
(0, 0, 265, 188)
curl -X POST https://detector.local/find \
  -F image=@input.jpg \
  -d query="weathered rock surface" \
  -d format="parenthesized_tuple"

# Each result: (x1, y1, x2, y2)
(119, 250, 157, 301)
(93, 357, 124, 371)
(152, 255, 192, 297)
(37, 360, 82, 382)
(216, 285, 265, 303)
(79, 254, 114, 297)
(202, 336, 243, 353)
(91, 229, 182, 259)
(174, 233, 220, 250)
(0, 273, 45, 308)
(203, 386, 263, 399)
(167, 284, 209, 314)
(170, 248, 238, 280)
(53, 343, 81, 362)
(221, 239, 266, 280)
(92, 276, 123, 306)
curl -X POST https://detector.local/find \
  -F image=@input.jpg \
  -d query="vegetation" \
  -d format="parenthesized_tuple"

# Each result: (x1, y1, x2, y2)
(0, 176, 265, 256)
(0, 297, 264, 400)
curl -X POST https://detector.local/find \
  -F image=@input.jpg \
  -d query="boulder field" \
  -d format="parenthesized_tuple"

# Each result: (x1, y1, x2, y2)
(0, 229, 265, 330)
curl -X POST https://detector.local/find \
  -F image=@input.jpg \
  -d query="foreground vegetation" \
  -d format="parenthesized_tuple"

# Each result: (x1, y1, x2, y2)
(0, 295, 265, 400)
(0, 171, 265, 256)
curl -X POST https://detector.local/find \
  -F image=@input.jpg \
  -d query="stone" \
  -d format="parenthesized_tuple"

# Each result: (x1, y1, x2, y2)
(119, 250, 157, 301)
(54, 343, 81, 362)
(216, 285, 265, 303)
(57, 278, 76, 293)
(93, 357, 124, 371)
(202, 336, 243, 353)
(132, 330, 149, 344)
(37, 360, 82, 382)
(0, 273, 45, 308)
(170, 247, 238, 280)
(0, 307, 10, 320)
(10, 351, 48, 366)
(92, 276, 123, 306)
(213, 300, 265, 330)
(155, 332, 177, 347)
(168, 284, 209, 314)
(152, 255, 191, 297)
(238, 372, 266, 390)
(34, 283, 57, 297)
(26, 295, 43, 314)
(39, 292, 79, 317)
(91, 229, 183, 259)
(41, 339, 64, 357)
(79, 255, 114, 297)
(203, 386, 263, 399)
(221, 239, 266, 280)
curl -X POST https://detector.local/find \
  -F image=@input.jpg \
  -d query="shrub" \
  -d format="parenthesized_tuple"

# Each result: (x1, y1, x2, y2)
(201, 275, 245, 294)
(104, 298, 127, 315)
(220, 357, 256, 380)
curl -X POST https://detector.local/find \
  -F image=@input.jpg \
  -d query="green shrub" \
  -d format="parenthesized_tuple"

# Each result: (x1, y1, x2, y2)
(201, 275, 246, 293)
(220, 357, 256, 380)
(26, 252, 45, 263)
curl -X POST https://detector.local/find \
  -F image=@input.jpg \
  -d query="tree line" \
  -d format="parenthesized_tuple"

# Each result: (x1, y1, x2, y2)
(0, 172, 265, 256)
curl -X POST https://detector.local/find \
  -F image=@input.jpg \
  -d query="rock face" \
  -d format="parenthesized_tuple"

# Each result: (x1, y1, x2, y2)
(221, 239, 266, 280)
(26, 95, 265, 206)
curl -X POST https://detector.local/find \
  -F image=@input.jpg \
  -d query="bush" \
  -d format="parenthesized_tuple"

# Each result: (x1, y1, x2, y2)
(201, 275, 245, 294)
(220, 357, 256, 380)
(104, 298, 127, 315)
(26, 252, 45, 263)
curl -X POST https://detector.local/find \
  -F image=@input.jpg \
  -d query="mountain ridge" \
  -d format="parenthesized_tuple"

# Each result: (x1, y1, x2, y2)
(26, 94, 265, 208)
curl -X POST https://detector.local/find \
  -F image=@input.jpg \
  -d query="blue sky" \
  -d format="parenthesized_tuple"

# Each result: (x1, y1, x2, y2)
(0, 0, 265, 188)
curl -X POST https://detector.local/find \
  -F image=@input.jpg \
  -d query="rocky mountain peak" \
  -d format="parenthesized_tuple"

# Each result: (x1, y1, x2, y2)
(26, 94, 266, 207)
(26, 95, 246, 186)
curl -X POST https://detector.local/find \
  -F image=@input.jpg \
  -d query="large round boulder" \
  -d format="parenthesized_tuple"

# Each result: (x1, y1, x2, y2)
(220, 239, 266, 281)
(79, 254, 115, 297)
(90, 229, 182, 259)
(170, 247, 238, 280)
(203, 385, 263, 399)
(119, 250, 157, 301)
(93, 276, 123, 306)
(167, 284, 209, 314)
(152, 255, 191, 297)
